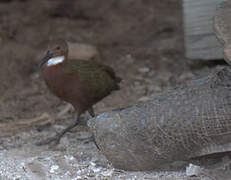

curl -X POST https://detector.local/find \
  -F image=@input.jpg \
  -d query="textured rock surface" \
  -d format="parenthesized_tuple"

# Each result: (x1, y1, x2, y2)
(89, 67, 231, 170)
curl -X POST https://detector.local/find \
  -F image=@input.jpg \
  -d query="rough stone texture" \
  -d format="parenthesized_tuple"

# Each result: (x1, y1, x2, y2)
(88, 67, 231, 170)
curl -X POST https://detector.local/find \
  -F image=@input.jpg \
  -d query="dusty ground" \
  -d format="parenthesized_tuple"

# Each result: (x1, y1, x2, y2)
(0, 0, 230, 179)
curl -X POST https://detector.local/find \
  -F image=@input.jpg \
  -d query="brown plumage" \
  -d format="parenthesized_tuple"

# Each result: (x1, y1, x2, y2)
(38, 39, 121, 145)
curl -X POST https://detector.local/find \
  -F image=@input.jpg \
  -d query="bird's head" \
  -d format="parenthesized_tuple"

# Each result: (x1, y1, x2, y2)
(39, 39, 68, 68)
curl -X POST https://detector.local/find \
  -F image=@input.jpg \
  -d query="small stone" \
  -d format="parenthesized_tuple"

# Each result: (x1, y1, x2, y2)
(138, 67, 150, 73)
(91, 166, 102, 173)
(101, 169, 114, 177)
(64, 155, 75, 161)
(76, 168, 86, 175)
(90, 161, 96, 166)
(76, 176, 82, 180)
(50, 164, 59, 173)
(138, 96, 150, 102)
(186, 163, 202, 177)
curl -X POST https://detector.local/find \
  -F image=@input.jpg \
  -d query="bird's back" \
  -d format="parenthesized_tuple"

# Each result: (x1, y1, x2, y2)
(66, 59, 121, 105)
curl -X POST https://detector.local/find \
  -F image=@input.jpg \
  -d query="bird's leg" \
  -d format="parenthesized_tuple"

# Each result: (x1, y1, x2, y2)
(36, 113, 81, 146)
(36, 109, 100, 150)
(83, 134, 100, 150)
(85, 107, 100, 150)
(88, 107, 95, 117)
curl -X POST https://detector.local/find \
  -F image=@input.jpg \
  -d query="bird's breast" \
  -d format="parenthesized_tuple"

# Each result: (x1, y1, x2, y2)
(42, 66, 86, 100)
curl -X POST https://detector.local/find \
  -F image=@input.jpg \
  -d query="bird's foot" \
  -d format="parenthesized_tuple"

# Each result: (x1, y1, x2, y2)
(36, 116, 80, 146)
(35, 134, 62, 146)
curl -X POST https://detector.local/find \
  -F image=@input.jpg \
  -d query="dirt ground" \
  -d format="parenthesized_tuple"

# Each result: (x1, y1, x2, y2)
(0, 0, 229, 179)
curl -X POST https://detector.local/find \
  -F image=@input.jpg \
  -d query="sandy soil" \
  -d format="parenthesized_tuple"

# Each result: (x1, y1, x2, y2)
(0, 0, 229, 179)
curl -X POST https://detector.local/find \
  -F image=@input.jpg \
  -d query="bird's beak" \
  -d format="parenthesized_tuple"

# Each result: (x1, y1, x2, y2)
(39, 50, 53, 68)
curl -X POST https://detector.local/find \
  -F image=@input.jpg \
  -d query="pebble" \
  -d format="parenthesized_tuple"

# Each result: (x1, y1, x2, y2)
(64, 155, 75, 161)
(90, 161, 96, 166)
(91, 167, 102, 173)
(138, 67, 150, 73)
(138, 96, 150, 102)
(186, 163, 202, 177)
(100, 169, 114, 177)
(50, 164, 59, 173)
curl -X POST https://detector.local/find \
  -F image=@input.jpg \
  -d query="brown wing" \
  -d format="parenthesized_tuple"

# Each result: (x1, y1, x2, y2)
(67, 59, 121, 101)
(100, 64, 122, 83)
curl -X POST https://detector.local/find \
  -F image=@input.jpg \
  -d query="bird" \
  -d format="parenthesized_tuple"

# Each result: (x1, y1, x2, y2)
(37, 39, 121, 145)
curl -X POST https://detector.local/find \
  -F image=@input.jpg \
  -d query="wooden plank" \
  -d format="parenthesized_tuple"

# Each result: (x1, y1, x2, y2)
(214, 1, 231, 65)
(183, 0, 225, 60)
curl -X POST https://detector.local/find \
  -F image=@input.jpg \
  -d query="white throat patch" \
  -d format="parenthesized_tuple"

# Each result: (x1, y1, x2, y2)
(47, 56, 65, 66)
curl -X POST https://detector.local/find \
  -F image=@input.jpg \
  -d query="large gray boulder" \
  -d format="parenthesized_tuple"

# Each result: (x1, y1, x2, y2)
(88, 67, 231, 170)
